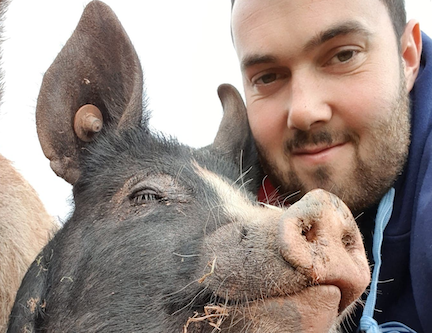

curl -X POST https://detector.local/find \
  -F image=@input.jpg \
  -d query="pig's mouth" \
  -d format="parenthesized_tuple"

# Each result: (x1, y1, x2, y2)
(186, 285, 348, 332)
(217, 282, 349, 315)
(245, 285, 347, 332)
(248, 284, 345, 314)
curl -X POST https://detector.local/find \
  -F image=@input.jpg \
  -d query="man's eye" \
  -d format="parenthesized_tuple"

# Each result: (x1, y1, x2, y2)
(249, 70, 289, 94)
(254, 72, 289, 85)
(326, 49, 359, 66)
(336, 50, 355, 62)
(257, 73, 277, 84)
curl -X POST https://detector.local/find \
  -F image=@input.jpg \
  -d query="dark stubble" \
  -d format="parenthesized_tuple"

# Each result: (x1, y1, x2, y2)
(257, 73, 411, 216)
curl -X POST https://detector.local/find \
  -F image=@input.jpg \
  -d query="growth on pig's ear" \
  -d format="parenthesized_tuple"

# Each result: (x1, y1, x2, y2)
(36, 0, 145, 185)
(212, 84, 254, 166)
(74, 104, 104, 142)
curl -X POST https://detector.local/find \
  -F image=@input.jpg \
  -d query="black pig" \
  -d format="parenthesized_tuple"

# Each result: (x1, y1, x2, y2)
(7, 1, 370, 332)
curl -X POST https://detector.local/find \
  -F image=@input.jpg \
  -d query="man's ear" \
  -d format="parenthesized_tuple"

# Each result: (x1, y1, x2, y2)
(401, 19, 422, 91)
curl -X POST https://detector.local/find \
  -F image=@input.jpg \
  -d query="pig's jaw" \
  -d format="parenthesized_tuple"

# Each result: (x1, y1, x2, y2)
(183, 285, 358, 333)
(275, 285, 350, 333)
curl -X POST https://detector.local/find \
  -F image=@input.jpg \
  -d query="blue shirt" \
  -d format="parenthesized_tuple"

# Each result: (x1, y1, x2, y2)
(349, 31, 432, 333)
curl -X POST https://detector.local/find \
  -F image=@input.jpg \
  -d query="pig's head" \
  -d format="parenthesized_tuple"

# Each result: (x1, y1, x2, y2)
(8, 1, 370, 332)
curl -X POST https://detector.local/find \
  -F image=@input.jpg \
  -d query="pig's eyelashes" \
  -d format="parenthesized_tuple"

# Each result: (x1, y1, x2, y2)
(129, 188, 167, 205)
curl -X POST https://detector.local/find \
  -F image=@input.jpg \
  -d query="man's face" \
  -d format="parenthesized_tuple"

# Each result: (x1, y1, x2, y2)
(231, 0, 413, 214)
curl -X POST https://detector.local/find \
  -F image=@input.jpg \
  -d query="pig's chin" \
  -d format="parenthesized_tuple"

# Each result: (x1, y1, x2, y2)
(225, 285, 346, 333)
(184, 285, 357, 332)
(267, 285, 346, 333)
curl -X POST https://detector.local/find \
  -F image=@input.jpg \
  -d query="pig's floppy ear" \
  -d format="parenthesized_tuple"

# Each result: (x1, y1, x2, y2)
(36, 0, 144, 185)
(212, 84, 255, 166)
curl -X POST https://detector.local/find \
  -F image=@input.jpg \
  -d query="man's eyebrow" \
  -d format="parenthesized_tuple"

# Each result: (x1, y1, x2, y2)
(240, 21, 371, 71)
(241, 54, 278, 72)
(303, 21, 371, 53)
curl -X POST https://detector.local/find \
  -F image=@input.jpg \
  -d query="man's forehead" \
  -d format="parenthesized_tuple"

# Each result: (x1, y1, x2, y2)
(231, 0, 388, 25)
(231, 0, 390, 48)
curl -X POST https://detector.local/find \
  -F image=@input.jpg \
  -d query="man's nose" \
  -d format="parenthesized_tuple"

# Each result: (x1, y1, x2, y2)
(286, 73, 332, 131)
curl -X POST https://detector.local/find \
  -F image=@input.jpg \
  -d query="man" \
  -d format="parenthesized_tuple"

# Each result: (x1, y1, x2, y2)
(230, 0, 431, 332)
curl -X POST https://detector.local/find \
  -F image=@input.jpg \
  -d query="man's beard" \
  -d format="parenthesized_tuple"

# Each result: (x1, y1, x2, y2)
(257, 76, 411, 216)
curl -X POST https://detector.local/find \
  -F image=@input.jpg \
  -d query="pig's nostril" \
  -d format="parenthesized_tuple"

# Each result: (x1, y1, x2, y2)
(301, 222, 318, 242)
(341, 233, 355, 249)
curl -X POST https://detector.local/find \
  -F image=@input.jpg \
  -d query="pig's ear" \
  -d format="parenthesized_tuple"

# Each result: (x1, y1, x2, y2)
(36, 0, 144, 185)
(213, 84, 257, 168)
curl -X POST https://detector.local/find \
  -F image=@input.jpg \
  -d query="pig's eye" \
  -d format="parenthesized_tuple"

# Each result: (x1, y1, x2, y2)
(130, 188, 166, 205)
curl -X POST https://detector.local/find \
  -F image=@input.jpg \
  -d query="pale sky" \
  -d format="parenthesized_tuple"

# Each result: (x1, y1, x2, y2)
(0, 0, 431, 222)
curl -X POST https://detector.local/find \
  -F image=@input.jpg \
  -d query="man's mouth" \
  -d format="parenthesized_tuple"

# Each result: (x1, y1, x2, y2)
(293, 144, 338, 155)
(291, 143, 347, 165)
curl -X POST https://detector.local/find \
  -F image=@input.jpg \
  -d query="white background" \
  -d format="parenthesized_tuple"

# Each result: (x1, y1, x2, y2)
(0, 0, 431, 223)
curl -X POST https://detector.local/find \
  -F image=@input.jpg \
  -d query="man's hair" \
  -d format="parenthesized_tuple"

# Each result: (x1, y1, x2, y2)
(381, 0, 406, 40)
(231, 0, 407, 41)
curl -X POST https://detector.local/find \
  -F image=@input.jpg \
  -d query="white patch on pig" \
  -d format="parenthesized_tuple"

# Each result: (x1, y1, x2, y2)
(192, 161, 283, 222)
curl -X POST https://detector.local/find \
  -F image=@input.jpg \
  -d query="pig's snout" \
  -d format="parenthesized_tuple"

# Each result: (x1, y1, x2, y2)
(279, 189, 370, 312)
